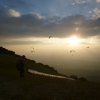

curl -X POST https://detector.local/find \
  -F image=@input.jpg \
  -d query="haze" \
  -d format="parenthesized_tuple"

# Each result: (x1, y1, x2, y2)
(0, 0, 100, 73)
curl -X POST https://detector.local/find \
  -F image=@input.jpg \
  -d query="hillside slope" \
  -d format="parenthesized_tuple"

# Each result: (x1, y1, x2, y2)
(0, 47, 100, 100)
(0, 54, 62, 78)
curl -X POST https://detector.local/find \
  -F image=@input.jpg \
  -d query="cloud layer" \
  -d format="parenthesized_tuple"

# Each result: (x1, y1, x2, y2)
(96, 0, 100, 2)
(75, 0, 91, 4)
(0, 7, 100, 40)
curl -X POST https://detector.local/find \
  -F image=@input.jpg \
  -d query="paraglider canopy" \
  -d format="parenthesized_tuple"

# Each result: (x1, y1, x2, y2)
(31, 51, 35, 53)
(70, 50, 75, 53)
(48, 36, 52, 39)
(70, 50, 75, 56)
(86, 46, 89, 48)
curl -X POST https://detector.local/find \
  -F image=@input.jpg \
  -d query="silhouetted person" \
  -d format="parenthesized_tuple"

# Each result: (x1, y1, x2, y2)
(16, 59, 25, 77)
(19, 60, 24, 77)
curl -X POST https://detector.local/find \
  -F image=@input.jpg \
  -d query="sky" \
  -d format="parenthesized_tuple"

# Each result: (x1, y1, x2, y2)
(0, 0, 100, 69)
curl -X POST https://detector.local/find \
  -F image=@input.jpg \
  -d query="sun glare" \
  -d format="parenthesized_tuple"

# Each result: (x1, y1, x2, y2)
(67, 36, 80, 45)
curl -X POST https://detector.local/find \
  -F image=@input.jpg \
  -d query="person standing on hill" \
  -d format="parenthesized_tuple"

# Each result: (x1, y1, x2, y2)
(16, 59, 25, 77)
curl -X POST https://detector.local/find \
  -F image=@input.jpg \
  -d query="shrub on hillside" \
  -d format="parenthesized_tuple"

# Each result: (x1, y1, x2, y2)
(38, 63, 44, 66)
(70, 75, 88, 82)
(70, 75, 78, 80)
(22, 55, 26, 59)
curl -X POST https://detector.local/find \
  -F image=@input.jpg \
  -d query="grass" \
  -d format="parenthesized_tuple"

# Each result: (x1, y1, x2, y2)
(0, 54, 100, 100)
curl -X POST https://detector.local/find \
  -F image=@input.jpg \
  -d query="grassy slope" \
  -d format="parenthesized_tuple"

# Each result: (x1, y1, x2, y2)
(0, 54, 100, 100)
(0, 54, 61, 78)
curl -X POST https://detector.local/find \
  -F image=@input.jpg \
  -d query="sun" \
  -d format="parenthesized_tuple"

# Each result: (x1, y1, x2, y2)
(67, 36, 80, 45)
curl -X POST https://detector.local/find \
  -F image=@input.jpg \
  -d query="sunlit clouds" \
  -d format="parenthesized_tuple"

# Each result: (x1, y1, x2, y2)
(96, 0, 100, 3)
(0, 0, 100, 67)
(93, 8, 100, 19)
(0, 9, 100, 40)
(0, 7, 21, 17)
(7, 9, 21, 17)
(75, 0, 91, 4)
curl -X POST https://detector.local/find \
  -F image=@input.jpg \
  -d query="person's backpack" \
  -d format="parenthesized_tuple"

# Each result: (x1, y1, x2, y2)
(16, 62, 21, 71)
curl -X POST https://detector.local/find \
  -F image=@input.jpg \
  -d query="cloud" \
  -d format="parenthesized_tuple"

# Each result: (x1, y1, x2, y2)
(28, 12, 45, 19)
(93, 8, 100, 19)
(0, 7, 21, 17)
(0, 7, 100, 41)
(0, 40, 43, 45)
(71, 3, 75, 5)
(75, 0, 91, 4)
(88, 11, 92, 13)
(96, 0, 100, 2)
(7, 9, 20, 17)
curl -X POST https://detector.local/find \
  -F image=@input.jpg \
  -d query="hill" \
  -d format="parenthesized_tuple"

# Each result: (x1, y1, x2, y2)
(56, 68, 100, 83)
(0, 46, 60, 77)
(0, 47, 100, 100)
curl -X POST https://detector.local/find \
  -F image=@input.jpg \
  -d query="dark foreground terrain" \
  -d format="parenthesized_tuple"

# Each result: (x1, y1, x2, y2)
(0, 53, 100, 100)
(1, 75, 100, 100)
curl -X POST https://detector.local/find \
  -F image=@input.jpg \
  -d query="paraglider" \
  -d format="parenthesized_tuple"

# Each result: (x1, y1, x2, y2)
(30, 47, 35, 54)
(48, 36, 52, 39)
(70, 50, 75, 56)
(31, 51, 35, 53)
(86, 46, 89, 48)
(70, 50, 75, 53)
(31, 51, 35, 55)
